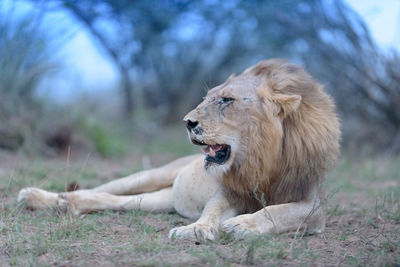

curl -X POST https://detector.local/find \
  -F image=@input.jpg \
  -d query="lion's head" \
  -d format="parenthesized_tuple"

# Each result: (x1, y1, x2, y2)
(184, 59, 340, 207)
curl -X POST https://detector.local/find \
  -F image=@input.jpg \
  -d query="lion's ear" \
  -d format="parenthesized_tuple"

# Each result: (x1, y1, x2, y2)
(272, 94, 302, 118)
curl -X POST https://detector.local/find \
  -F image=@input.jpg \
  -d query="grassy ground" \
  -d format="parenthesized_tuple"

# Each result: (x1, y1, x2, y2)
(0, 133, 399, 266)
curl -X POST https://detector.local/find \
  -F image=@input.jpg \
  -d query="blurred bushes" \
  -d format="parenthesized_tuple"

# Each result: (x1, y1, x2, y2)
(0, 13, 55, 152)
(1, 0, 399, 156)
(0, 9, 132, 157)
(0, 16, 55, 115)
(56, 0, 400, 154)
(76, 117, 130, 157)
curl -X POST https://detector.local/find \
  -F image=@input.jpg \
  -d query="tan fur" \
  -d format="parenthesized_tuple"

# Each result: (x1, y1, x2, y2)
(232, 60, 340, 206)
(18, 59, 340, 242)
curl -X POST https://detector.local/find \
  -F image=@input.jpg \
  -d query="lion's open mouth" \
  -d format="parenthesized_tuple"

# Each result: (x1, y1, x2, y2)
(191, 139, 231, 165)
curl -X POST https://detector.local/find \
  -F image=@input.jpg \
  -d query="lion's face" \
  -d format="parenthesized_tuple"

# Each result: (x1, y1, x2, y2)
(184, 73, 294, 171)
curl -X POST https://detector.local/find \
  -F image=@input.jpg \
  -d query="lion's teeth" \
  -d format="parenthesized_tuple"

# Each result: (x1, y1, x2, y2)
(209, 147, 216, 157)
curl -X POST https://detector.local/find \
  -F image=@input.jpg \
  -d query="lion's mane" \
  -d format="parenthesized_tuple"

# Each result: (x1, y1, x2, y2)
(222, 60, 340, 211)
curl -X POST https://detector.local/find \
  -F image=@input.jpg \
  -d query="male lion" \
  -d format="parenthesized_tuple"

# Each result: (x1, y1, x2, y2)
(18, 59, 340, 241)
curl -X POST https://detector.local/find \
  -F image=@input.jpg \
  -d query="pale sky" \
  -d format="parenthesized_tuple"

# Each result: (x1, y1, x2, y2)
(2, 0, 400, 101)
(346, 0, 400, 49)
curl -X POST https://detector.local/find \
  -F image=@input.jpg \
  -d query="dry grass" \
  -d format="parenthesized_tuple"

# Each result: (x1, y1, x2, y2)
(0, 141, 399, 266)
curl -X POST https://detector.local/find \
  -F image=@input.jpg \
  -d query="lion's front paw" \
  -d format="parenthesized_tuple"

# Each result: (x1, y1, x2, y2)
(221, 214, 274, 239)
(169, 223, 217, 241)
(18, 187, 58, 210)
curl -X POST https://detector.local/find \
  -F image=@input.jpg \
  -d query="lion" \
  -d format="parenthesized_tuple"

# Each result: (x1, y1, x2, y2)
(18, 59, 340, 241)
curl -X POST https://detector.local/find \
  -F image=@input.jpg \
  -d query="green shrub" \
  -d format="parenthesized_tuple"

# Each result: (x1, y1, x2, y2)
(77, 117, 130, 157)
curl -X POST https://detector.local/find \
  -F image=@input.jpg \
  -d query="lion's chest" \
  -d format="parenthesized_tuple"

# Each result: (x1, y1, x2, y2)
(172, 159, 220, 219)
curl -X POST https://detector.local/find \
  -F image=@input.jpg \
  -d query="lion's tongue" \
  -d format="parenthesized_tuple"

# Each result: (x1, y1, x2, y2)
(211, 144, 224, 152)
(202, 144, 224, 156)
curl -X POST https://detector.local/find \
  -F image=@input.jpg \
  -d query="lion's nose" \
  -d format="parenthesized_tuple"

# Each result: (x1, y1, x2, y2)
(186, 119, 199, 131)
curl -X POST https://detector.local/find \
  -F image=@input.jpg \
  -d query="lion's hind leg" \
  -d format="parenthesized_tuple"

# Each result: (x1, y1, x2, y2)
(16, 165, 176, 211)
(57, 187, 174, 216)
(91, 155, 201, 195)
(18, 186, 175, 216)
(17, 155, 200, 211)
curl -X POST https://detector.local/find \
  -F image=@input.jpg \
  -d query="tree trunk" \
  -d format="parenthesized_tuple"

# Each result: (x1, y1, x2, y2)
(65, 3, 135, 117)
(121, 70, 134, 116)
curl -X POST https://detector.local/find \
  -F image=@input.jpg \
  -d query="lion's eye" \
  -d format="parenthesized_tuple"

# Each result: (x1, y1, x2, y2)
(219, 97, 234, 104)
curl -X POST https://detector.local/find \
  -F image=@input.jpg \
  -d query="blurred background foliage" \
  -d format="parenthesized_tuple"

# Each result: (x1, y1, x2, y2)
(0, 0, 399, 157)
